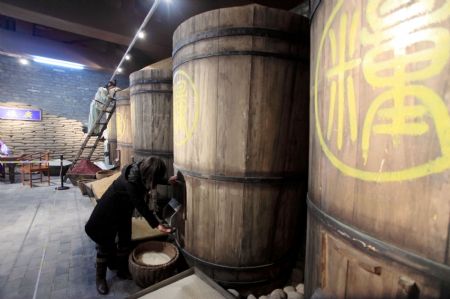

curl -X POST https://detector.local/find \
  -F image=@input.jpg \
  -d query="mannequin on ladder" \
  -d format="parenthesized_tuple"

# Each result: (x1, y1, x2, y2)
(88, 80, 121, 136)
(88, 80, 121, 165)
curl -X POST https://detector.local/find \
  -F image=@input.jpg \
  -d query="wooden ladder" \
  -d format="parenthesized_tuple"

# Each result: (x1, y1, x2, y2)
(65, 96, 116, 176)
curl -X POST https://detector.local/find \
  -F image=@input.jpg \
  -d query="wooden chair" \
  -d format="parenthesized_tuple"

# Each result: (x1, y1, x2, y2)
(20, 152, 50, 187)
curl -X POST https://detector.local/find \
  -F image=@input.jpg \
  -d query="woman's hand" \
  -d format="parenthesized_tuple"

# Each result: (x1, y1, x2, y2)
(157, 224, 172, 233)
(168, 176, 178, 185)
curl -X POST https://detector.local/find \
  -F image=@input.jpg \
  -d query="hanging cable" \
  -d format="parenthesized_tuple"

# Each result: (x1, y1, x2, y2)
(110, 0, 161, 81)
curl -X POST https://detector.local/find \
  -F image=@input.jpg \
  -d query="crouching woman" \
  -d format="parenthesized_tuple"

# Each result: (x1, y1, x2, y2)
(85, 157, 175, 295)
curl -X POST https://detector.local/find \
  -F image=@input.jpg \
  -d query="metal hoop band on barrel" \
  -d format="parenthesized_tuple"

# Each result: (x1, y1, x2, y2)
(307, 195, 450, 283)
(174, 164, 304, 184)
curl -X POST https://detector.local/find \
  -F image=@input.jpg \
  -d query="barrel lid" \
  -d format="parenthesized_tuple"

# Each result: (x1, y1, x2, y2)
(115, 88, 130, 102)
(173, 4, 308, 48)
(142, 57, 172, 71)
(129, 58, 173, 86)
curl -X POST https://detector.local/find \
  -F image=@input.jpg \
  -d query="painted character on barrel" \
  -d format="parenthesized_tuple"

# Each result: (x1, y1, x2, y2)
(85, 157, 176, 295)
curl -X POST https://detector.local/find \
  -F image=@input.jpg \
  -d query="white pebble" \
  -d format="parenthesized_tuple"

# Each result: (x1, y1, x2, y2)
(259, 296, 268, 299)
(227, 289, 239, 298)
(247, 295, 257, 299)
(270, 289, 287, 299)
(283, 286, 295, 293)
(295, 284, 304, 294)
(286, 291, 303, 299)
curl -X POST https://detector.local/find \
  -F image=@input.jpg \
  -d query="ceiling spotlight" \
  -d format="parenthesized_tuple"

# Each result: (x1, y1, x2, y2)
(117, 67, 123, 73)
(125, 54, 131, 60)
(19, 58, 29, 65)
(137, 31, 145, 39)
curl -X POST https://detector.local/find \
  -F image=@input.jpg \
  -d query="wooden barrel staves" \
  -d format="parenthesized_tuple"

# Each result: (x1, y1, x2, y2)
(130, 59, 174, 175)
(107, 107, 117, 163)
(306, 0, 450, 298)
(115, 88, 134, 169)
(172, 4, 309, 295)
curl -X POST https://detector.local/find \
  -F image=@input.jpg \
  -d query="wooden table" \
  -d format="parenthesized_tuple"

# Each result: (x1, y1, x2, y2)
(0, 154, 24, 183)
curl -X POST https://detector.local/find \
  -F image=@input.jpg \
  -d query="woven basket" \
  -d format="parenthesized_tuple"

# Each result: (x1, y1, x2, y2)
(129, 241, 179, 288)
(78, 179, 96, 196)
(96, 170, 117, 180)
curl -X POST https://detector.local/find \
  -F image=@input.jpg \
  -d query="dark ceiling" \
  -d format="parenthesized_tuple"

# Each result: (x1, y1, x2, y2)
(0, 0, 308, 75)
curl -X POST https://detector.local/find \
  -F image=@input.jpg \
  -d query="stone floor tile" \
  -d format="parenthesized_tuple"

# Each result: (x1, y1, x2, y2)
(50, 288, 69, 299)
(0, 180, 147, 299)
(34, 284, 53, 299)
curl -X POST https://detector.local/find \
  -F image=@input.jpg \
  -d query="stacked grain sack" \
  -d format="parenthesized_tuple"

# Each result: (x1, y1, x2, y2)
(0, 102, 103, 161)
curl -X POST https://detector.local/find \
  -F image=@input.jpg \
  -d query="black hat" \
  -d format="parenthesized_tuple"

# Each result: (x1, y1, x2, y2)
(105, 80, 117, 88)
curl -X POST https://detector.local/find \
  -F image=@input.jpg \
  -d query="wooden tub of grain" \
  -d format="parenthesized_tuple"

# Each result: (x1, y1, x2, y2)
(129, 241, 179, 288)
(95, 169, 117, 179)
(78, 179, 96, 196)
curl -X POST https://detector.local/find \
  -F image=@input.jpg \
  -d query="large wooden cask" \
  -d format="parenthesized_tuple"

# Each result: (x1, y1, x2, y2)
(115, 88, 134, 168)
(172, 4, 309, 294)
(107, 109, 117, 164)
(306, 0, 450, 298)
(130, 59, 173, 175)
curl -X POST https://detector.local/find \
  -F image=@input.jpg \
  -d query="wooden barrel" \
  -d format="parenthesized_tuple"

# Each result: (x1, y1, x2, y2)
(115, 88, 133, 168)
(107, 108, 117, 163)
(130, 59, 173, 175)
(306, 0, 450, 298)
(172, 4, 309, 295)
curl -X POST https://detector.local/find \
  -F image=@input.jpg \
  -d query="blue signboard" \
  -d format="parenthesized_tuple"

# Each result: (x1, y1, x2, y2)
(0, 106, 42, 121)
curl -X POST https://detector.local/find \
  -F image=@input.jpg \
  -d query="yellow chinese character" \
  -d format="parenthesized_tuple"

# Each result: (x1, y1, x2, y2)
(24, 111, 33, 119)
(173, 70, 200, 147)
(173, 79, 189, 140)
(325, 9, 361, 150)
(313, 0, 450, 181)
(361, 0, 450, 164)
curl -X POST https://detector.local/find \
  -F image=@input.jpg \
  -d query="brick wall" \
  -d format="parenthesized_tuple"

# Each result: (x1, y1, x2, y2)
(0, 102, 104, 161)
(0, 53, 128, 124)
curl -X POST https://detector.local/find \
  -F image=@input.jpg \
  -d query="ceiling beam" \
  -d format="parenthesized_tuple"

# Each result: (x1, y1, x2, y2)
(0, 2, 132, 46)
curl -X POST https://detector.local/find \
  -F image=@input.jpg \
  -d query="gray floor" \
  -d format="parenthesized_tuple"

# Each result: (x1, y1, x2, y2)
(0, 177, 141, 299)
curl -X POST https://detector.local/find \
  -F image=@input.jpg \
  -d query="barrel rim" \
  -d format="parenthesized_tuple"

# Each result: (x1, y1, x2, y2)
(173, 50, 306, 71)
(116, 142, 133, 148)
(172, 3, 307, 47)
(174, 164, 305, 184)
(177, 245, 294, 287)
(134, 149, 173, 158)
(178, 244, 296, 272)
(130, 90, 173, 96)
(307, 195, 450, 283)
(114, 88, 130, 101)
(172, 27, 304, 58)
(115, 99, 130, 105)
(129, 78, 173, 87)
(130, 67, 172, 81)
